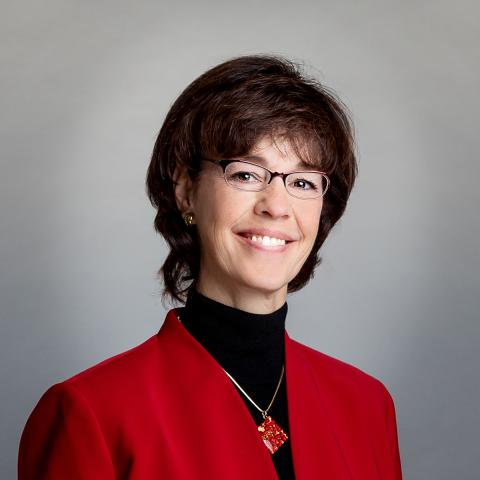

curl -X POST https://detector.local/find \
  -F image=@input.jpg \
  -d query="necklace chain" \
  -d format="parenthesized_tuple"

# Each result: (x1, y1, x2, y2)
(223, 365, 284, 419)
(175, 311, 288, 453)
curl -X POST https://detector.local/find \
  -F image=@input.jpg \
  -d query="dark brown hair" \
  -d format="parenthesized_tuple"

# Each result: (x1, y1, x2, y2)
(146, 54, 357, 304)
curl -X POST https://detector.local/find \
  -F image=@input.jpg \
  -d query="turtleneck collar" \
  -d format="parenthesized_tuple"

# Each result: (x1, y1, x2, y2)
(178, 290, 287, 385)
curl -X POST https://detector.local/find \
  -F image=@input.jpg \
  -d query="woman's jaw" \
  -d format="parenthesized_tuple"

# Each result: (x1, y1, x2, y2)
(195, 272, 289, 314)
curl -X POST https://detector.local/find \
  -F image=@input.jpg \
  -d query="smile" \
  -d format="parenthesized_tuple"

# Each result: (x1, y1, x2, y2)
(246, 235, 286, 246)
(235, 232, 293, 252)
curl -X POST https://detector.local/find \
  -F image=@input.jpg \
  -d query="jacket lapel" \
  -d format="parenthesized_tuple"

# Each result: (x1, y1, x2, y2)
(157, 310, 279, 479)
(285, 331, 353, 479)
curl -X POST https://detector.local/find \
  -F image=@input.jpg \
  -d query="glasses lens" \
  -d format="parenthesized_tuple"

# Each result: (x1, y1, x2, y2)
(286, 172, 329, 199)
(224, 161, 269, 191)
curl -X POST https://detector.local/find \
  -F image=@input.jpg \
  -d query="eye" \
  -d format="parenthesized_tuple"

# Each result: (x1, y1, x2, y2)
(290, 178, 319, 191)
(228, 170, 263, 183)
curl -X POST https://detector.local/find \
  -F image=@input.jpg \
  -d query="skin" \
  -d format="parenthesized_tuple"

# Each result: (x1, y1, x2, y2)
(175, 137, 323, 314)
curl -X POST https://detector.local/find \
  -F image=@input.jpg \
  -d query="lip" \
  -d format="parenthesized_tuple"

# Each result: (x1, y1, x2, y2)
(234, 228, 297, 242)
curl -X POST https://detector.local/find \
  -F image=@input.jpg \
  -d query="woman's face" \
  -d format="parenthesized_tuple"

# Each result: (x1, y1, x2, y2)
(181, 137, 323, 311)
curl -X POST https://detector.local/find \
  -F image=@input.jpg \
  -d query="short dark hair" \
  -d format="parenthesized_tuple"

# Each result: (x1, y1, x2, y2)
(146, 54, 357, 304)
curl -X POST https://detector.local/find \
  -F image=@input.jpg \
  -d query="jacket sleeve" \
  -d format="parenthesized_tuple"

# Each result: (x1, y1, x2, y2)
(384, 388, 403, 479)
(18, 382, 115, 480)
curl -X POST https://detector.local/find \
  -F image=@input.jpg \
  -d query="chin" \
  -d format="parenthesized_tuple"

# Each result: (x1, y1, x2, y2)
(237, 273, 290, 296)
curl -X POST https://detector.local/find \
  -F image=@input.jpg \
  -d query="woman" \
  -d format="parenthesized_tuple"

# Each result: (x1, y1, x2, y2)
(19, 55, 402, 479)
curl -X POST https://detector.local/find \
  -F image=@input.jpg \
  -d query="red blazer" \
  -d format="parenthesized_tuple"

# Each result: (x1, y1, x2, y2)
(19, 309, 403, 479)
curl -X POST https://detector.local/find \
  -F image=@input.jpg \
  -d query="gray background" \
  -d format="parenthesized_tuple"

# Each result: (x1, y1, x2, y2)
(1, 1, 479, 478)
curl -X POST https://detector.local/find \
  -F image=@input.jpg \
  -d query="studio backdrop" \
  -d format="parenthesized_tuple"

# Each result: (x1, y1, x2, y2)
(1, 1, 479, 479)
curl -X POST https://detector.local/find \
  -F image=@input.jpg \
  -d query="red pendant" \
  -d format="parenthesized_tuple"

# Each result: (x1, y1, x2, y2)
(257, 416, 288, 454)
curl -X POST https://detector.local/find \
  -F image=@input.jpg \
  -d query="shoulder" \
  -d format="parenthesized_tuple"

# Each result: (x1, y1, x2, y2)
(67, 333, 160, 388)
(288, 336, 394, 409)
(23, 332, 164, 437)
(37, 332, 163, 415)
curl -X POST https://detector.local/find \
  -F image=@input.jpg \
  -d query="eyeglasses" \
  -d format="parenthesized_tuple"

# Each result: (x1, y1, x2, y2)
(202, 158, 330, 199)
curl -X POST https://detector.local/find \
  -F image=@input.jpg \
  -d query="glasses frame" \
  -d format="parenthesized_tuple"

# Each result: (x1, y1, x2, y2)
(202, 158, 330, 199)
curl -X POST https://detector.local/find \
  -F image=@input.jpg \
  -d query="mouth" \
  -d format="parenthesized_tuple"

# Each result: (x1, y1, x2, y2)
(235, 229, 296, 251)
(239, 233, 289, 246)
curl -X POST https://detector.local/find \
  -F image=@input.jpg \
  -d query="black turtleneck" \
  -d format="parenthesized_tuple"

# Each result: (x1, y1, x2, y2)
(178, 290, 296, 480)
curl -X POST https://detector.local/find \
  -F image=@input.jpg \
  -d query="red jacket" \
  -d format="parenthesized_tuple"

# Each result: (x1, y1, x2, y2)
(19, 309, 403, 479)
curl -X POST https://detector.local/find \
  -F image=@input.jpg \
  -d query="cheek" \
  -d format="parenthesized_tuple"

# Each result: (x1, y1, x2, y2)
(299, 203, 323, 239)
(195, 190, 245, 251)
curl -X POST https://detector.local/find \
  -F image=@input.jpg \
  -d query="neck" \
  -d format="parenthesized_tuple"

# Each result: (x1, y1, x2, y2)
(179, 289, 287, 384)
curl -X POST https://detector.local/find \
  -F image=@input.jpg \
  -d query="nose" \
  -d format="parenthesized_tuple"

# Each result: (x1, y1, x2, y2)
(253, 176, 292, 219)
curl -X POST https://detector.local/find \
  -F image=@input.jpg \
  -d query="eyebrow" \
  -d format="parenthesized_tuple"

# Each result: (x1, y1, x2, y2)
(240, 154, 314, 170)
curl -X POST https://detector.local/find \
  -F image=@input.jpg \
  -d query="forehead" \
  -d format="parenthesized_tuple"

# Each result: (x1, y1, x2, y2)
(245, 137, 316, 170)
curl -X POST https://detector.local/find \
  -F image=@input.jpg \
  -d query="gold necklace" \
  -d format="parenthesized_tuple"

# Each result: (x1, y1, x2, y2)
(223, 365, 288, 454)
(176, 312, 288, 454)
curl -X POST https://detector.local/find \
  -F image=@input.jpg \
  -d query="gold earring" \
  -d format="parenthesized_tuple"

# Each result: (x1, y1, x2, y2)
(183, 212, 194, 226)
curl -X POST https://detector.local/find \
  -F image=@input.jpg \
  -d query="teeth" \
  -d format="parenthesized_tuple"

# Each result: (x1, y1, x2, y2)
(248, 235, 286, 246)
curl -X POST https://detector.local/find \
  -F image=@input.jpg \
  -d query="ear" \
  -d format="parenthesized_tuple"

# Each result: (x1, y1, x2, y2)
(174, 166, 195, 215)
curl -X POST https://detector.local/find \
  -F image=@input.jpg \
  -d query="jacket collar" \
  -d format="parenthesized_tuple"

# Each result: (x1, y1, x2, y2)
(157, 309, 352, 479)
